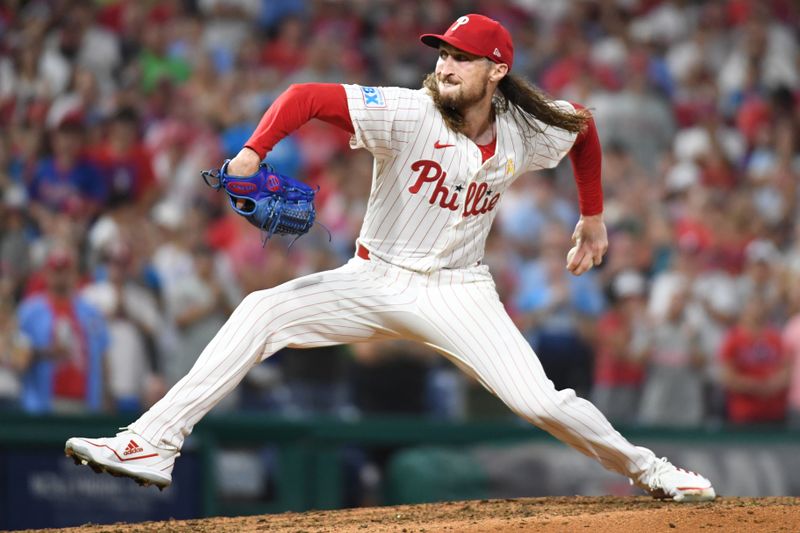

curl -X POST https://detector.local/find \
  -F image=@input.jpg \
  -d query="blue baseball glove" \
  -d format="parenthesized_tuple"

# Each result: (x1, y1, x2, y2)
(201, 160, 318, 242)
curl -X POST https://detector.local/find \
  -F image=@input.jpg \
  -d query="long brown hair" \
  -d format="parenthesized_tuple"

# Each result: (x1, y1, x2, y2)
(422, 71, 589, 137)
(497, 74, 589, 134)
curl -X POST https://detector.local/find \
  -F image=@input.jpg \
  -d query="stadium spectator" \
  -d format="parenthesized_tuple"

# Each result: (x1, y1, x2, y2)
(90, 107, 159, 212)
(637, 281, 706, 427)
(149, 202, 198, 304)
(81, 241, 165, 412)
(591, 270, 647, 425)
(27, 116, 107, 225)
(719, 295, 791, 425)
(16, 243, 109, 413)
(163, 242, 240, 403)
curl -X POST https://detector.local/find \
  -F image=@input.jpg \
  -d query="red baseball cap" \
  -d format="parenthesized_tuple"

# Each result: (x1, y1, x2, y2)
(420, 14, 514, 70)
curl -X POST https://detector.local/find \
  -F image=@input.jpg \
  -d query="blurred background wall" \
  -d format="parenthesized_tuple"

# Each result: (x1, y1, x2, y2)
(0, 0, 799, 529)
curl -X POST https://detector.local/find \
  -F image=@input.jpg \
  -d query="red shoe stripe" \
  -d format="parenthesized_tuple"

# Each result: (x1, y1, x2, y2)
(80, 439, 159, 462)
(676, 486, 709, 491)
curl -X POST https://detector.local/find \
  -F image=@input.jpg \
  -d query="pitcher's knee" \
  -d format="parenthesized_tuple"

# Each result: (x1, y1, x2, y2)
(236, 289, 280, 318)
(508, 387, 579, 427)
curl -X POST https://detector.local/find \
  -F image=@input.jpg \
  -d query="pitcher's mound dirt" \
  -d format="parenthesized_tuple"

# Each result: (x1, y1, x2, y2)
(18, 496, 800, 533)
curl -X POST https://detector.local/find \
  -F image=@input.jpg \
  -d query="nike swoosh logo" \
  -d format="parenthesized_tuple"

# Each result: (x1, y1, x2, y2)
(434, 141, 455, 149)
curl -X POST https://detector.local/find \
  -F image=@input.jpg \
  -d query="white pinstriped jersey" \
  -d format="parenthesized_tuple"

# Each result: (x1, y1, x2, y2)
(343, 84, 578, 273)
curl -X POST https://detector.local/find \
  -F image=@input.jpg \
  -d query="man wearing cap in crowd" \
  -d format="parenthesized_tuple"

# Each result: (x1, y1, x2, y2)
(67, 13, 716, 502)
(17, 243, 108, 413)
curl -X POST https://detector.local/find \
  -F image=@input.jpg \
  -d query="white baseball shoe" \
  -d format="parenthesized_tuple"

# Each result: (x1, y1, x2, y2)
(65, 430, 178, 490)
(633, 456, 716, 502)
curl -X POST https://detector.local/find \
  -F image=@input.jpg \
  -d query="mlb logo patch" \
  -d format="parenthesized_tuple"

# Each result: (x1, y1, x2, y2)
(361, 86, 386, 108)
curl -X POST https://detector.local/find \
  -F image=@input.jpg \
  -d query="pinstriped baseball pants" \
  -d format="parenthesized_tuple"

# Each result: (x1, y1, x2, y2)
(129, 255, 656, 480)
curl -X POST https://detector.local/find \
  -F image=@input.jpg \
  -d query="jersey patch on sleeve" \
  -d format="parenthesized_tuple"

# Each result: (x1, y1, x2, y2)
(360, 86, 387, 108)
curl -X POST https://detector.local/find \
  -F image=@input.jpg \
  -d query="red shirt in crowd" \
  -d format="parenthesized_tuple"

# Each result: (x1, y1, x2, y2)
(593, 311, 644, 387)
(719, 326, 789, 423)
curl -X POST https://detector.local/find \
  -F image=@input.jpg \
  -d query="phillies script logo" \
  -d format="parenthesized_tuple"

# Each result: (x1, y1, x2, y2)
(228, 181, 258, 195)
(408, 160, 500, 217)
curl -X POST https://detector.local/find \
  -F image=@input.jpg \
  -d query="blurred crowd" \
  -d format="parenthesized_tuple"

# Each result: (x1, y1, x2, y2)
(0, 0, 799, 429)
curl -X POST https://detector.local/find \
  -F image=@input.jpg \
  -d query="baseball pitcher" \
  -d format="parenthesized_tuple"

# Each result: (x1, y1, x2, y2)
(66, 14, 715, 502)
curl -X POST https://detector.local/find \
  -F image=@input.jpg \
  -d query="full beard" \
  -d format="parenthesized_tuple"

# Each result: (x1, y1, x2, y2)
(422, 72, 488, 133)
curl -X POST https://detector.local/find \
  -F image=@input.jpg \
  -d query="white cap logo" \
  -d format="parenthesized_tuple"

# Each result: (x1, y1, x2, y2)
(449, 16, 469, 32)
(493, 48, 501, 57)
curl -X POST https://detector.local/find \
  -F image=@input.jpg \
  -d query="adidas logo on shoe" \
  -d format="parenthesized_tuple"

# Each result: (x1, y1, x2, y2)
(123, 440, 144, 456)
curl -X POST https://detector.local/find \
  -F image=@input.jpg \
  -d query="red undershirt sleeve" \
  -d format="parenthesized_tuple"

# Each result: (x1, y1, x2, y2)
(567, 102, 603, 216)
(244, 83, 355, 160)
